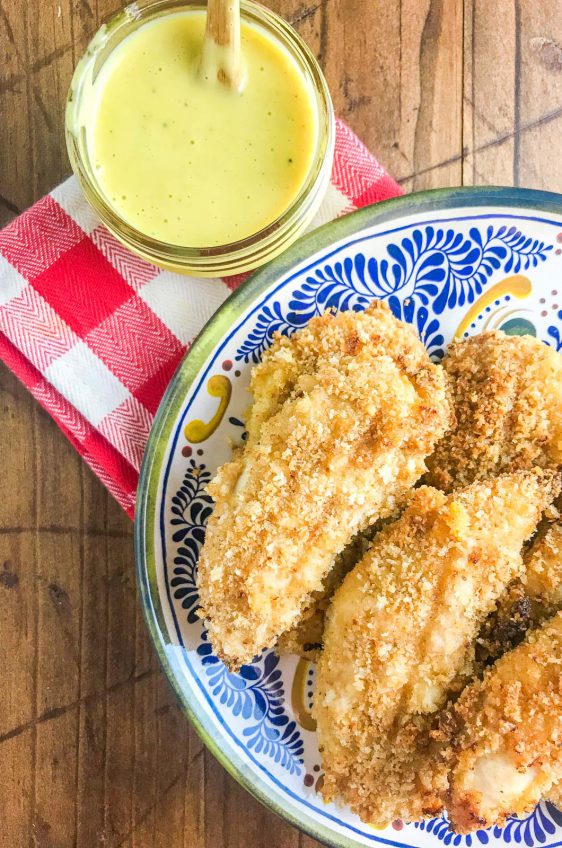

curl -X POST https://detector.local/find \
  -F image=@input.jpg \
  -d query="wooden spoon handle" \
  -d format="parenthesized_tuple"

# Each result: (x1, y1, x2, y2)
(202, 0, 246, 91)
(206, 0, 239, 47)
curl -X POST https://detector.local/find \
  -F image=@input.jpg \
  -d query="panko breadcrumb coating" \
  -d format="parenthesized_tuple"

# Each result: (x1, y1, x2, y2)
(197, 301, 453, 669)
(276, 525, 378, 661)
(445, 611, 562, 832)
(315, 470, 561, 826)
(475, 579, 533, 668)
(477, 518, 562, 666)
(524, 519, 562, 616)
(426, 331, 562, 492)
(545, 782, 562, 807)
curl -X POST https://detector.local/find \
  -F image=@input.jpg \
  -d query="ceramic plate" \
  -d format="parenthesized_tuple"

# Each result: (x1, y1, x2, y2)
(135, 187, 562, 848)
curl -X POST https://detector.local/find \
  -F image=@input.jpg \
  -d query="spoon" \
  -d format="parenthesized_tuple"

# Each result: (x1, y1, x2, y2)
(200, 0, 247, 92)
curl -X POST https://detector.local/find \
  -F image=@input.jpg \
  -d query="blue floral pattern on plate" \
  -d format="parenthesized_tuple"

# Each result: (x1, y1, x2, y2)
(197, 634, 304, 775)
(416, 802, 562, 847)
(236, 225, 551, 363)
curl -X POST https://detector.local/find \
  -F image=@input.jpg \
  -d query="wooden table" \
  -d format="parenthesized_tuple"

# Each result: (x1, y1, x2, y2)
(1, 2, 562, 845)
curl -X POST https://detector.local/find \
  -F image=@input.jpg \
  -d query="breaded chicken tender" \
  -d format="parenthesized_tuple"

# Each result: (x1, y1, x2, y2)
(315, 470, 560, 826)
(477, 518, 562, 666)
(426, 331, 562, 492)
(197, 301, 452, 669)
(446, 611, 562, 833)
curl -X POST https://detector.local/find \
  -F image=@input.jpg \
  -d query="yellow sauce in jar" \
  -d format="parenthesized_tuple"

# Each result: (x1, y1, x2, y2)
(88, 10, 318, 247)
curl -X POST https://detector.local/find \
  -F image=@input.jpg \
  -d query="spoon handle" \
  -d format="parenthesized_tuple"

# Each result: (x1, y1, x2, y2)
(202, 0, 246, 91)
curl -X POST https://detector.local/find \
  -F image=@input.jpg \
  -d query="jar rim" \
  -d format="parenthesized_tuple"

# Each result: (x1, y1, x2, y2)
(65, 0, 335, 274)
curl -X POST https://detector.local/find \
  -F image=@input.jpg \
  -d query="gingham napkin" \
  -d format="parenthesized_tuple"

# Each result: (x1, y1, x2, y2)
(0, 119, 401, 517)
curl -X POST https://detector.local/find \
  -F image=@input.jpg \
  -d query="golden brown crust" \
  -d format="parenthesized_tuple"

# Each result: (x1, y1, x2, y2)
(314, 469, 560, 826)
(445, 612, 562, 832)
(276, 522, 385, 661)
(426, 331, 562, 492)
(275, 605, 325, 661)
(475, 579, 533, 667)
(524, 520, 562, 615)
(476, 518, 562, 667)
(545, 782, 562, 807)
(197, 301, 453, 669)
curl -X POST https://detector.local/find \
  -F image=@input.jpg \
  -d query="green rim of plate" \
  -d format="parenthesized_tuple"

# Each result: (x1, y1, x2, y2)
(134, 185, 562, 848)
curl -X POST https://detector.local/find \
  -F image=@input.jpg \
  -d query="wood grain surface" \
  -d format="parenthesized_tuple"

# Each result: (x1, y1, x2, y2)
(1, 1, 562, 846)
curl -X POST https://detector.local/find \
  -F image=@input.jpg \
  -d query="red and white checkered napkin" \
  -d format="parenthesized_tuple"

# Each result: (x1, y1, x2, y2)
(0, 119, 401, 517)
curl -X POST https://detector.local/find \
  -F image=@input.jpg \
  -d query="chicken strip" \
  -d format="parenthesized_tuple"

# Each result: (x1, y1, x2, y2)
(477, 518, 562, 666)
(315, 470, 560, 826)
(197, 301, 452, 669)
(446, 611, 562, 833)
(426, 331, 562, 493)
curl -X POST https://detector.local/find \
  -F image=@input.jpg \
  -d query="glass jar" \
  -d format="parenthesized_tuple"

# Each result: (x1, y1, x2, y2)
(65, 0, 335, 276)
